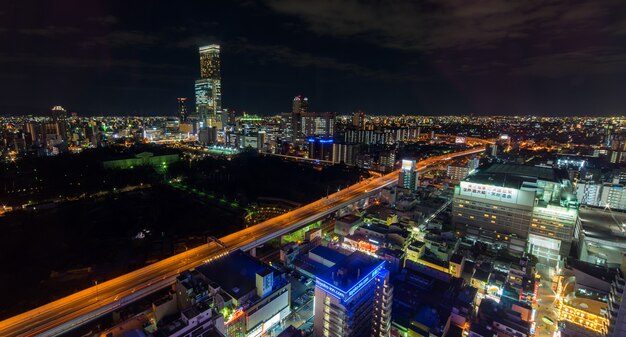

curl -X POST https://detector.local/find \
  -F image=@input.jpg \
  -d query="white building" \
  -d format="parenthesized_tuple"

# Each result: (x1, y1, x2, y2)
(576, 180, 602, 206)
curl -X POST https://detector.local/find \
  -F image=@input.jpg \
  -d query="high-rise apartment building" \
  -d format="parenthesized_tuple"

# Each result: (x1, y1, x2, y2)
(447, 157, 480, 181)
(177, 97, 189, 122)
(398, 159, 418, 191)
(194, 45, 222, 129)
(314, 252, 392, 337)
(452, 164, 580, 264)
(332, 143, 360, 166)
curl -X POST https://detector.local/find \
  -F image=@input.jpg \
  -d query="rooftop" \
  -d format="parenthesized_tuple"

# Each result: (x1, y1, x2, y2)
(316, 251, 383, 293)
(196, 250, 274, 300)
(337, 214, 361, 225)
(464, 163, 569, 189)
(309, 246, 348, 265)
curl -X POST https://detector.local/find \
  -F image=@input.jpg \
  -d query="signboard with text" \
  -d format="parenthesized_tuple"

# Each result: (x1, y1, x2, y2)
(459, 182, 534, 206)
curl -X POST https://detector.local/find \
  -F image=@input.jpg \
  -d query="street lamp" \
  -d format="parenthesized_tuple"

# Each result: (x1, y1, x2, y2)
(94, 280, 99, 302)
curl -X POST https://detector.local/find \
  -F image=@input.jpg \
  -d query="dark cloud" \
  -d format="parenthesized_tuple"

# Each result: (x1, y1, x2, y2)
(264, 0, 626, 77)
(230, 41, 415, 81)
(0, 53, 186, 71)
(80, 30, 160, 48)
(2, 0, 626, 115)
(86, 15, 119, 25)
(175, 35, 220, 49)
(19, 26, 79, 37)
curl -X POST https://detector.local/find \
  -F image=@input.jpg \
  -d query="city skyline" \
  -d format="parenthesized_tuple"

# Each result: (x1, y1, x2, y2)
(2, 1, 626, 116)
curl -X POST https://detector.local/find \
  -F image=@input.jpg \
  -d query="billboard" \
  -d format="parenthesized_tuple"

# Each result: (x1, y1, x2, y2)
(459, 182, 534, 206)
(455, 136, 466, 144)
(401, 159, 415, 171)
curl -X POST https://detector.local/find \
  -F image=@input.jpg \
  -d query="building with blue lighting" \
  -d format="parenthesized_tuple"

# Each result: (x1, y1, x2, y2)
(313, 251, 393, 337)
(307, 137, 334, 161)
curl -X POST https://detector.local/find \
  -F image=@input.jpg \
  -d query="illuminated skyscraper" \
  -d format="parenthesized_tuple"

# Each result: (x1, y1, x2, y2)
(193, 45, 222, 129)
(199, 44, 221, 80)
(177, 97, 188, 122)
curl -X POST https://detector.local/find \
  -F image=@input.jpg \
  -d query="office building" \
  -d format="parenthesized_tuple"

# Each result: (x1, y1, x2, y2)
(452, 163, 580, 264)
(398, 159, 418, 192)
(308, 137, 333, 161)
(314, 251, 392, 337)
(200, 44, 221, 79)
(300, 112, 335, 139)
(195, 78, 222, 129)
(292, 95, 309, 114)
(194, 45, 222, 129)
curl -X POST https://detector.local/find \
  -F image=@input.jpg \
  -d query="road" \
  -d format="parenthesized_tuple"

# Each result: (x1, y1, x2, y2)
(0, 145, 486, 337)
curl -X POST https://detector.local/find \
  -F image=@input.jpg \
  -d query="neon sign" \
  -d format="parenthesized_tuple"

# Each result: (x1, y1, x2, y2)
(315, 261, 386, 304)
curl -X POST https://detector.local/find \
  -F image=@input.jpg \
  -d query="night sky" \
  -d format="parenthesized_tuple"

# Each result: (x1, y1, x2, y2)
(2, 0, 626, 116)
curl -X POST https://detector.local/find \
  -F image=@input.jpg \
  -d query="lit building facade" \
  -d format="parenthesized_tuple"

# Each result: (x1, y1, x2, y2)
(452, 164, 580, 264)
(576, 180, 602, 206)
(398, 159, 418, 191)
(604, 254, 626, 337)
(194, 45, 222, 129)
(332, 143, 359, 166)
(177, 97, 189, 122)
(313, 252, 392, 337)
(301, 112, 335, 138)
(447, 157, 480, 182)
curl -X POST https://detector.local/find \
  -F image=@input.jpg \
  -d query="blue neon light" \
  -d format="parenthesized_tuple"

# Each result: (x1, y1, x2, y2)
(319, 139, 333, 143)
(368, 239, 379, 244)
(315, 261, 386, 304)
(344, 262, 385, 302)
(307, 138, 316, 142)
(315, 279, 345, 300)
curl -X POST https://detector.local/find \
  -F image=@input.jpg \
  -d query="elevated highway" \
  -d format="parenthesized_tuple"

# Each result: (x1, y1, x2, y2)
(0, 140, 488, 337)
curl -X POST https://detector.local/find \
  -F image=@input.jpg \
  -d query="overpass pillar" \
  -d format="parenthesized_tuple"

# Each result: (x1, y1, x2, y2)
(249, 247, 257, 257)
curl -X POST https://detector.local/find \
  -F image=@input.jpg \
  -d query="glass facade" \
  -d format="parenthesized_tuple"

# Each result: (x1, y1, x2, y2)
(194, 45, 222, 129)
(199, 44, 221, 80)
